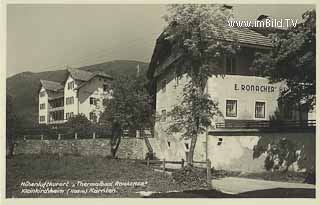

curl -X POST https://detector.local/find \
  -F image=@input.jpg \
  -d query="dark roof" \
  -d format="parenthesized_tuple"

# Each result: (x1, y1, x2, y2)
(228, 26, 273, 47)
(72, 70, 113, 90)
(40, 80, 64, 92)
(67, 68, 94, 81)
(67, 68, 113, 81)
(148, 24, 273, 79)
(66, 68, 113, 90)
(91, 71, 113, 79)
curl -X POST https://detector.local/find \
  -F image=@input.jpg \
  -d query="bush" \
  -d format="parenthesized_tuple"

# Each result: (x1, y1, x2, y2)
(172, 166, 208, 190)
(145, 152, 158, 160)
(211, 169, 241, 179)
(304, 169, 316, 184)
(263, 138, 298, 171)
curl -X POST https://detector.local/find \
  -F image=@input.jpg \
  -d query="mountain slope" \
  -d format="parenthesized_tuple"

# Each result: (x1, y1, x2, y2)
(7, 60, 149, 126)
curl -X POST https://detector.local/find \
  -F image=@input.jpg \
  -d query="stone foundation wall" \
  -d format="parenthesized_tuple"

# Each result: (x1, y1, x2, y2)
(116, 138, 148, 159)
(153, 122, 315, 173)
(14, 138, 148, 159)
(14, 139, 112, 157)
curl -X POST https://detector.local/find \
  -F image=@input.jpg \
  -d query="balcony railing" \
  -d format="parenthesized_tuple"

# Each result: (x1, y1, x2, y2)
(215, 120, 316, 129)
(48, 106, 64, 111)
(48, 120, 65, 125)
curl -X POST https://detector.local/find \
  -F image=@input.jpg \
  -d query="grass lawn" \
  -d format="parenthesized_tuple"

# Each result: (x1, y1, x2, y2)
(6, 154, 184, 198)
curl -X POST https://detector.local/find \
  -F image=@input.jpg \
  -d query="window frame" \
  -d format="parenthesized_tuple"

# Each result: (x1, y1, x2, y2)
(160, 109, 167, 122)
(254, 101, 266, 119)
(89, 112, 97, 122)
(67, 81, 74, 90)
(225, 55, 237, 75)
(225, 99, 238, 118)
(66, 97, 74, 105)
(39, 115, 45, 122)
(103, 84, 109, 92)
(90, 97, 97, 105)
(40, 103, 46, 110)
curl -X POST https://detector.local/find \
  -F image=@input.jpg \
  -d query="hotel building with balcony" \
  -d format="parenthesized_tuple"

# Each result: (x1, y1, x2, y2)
(146, 21, 315, 169)
(38, 68, 112, 124)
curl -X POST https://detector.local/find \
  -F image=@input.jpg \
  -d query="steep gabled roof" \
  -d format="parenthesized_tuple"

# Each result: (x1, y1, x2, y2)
(148, 24, 273, 79)
(40, 80, 64, 92)
(67, 68, 113, 82)
(67, 68, 94, 81)
(66, 68, 113, 90)
(91, 71, 113, 79)
(229, 26, 273, 47)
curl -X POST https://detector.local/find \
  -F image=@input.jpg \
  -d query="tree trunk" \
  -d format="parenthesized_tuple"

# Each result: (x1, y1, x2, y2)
(187, 134, 198, 165)
(6, 130, 14, 158)
(111, 123, 122, 158)
(298, 102, 303, 127)
(111, 136, 121, 158)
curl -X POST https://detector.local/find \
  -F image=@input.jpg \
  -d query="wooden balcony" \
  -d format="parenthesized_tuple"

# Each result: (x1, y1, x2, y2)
(215, 120, 316, 130)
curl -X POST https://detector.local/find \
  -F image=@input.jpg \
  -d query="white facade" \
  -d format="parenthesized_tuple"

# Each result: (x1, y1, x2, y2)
(78, 77, 111, 122)
(64, 75, 80, 119)
(38, 87, 49, 124)
(38, 71, 112, 124)
(155, 69, 284, 127)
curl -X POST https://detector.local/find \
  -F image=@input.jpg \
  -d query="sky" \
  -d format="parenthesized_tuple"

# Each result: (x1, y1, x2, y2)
(7, 4, 315, 77)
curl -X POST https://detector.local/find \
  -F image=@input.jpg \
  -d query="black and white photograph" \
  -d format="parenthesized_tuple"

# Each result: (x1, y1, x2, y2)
(3, 1, 317, 200)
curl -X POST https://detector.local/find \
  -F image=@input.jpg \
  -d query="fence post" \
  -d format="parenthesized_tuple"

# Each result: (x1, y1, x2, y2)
(23, 135, 26, 141)
(147, 157, 150, 167)
(181, 158, 185, 168)
(75, 133, 78, 140)
(207, 159, 212, 189)
(41, 134, 44, 140)
(58, 134, 61, 140)
(93, 132, 96, 139)
(162, 158, 165, 172)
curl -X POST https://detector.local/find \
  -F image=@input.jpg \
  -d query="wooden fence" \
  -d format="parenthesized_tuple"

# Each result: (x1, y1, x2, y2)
(215, 120, 316, 129)
(19, 132, 102, 141)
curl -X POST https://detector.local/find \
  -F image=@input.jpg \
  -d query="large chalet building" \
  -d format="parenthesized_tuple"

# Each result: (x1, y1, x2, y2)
(146, 16, 315, 167)
(148, 25, 314, 130)
(38, 68, 112, 124)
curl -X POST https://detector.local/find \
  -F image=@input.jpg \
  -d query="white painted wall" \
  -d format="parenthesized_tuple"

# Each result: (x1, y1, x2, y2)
(155, 71, 284, 123)
(150, 129, 315, 172)
(64, 75, 79, 120)
(38, 86, 48, 124)
(155, 70, 187, 115)
(207, 75, 284, 122)
(78, 76, 111, 121)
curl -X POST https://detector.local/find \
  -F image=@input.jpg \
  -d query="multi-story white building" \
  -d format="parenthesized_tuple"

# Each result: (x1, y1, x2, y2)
(38, 68, 112, 124)
(147, 21, 315, 165)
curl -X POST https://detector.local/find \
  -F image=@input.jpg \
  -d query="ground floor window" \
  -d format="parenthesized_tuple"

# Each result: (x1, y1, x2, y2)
(89, 112, 97, 122)
(226, 100, 237, 117)
(66, 112, 74, 120)
(50, 110, 64, 121)
(161, 109, 167, 122)
(255, 101, 266, 118)
(39, 116, 45, 122)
